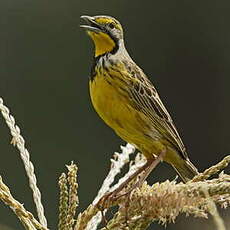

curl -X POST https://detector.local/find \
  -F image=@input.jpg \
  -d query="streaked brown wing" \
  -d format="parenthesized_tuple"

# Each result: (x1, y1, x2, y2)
(125, 64, 187, 159)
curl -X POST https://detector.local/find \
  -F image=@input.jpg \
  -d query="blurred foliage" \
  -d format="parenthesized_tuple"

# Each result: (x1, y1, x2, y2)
(0, 225, 15, 230)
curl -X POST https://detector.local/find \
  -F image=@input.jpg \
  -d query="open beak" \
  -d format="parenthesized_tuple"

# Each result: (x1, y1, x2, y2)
(80, 15, 102, 33)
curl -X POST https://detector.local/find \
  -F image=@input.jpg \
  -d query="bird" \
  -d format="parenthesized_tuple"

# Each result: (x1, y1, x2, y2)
(80, 15, 198, 184)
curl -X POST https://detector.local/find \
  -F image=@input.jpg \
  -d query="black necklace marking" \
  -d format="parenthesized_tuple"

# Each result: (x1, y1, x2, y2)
(90, 37, 119, 81)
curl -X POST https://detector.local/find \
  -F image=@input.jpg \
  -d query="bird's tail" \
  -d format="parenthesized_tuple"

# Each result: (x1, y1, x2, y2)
(172, 158, 198, 183)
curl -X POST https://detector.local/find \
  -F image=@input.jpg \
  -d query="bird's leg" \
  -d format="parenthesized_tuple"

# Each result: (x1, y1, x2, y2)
(122, 149, 166, 227)
(97, 149, 166, 228)
(100, 210, 109, 230)
(97, 149, 166, 209)
(96, 159, 153, 211)
(122, 149, 166, 195)
(124, 189, 131, 225)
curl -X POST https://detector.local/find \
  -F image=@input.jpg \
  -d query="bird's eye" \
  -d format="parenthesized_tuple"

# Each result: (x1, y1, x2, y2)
(108, 23, 115, 29)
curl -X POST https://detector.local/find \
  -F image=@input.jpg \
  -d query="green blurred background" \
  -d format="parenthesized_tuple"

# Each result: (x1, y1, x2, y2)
(0, 0, 230, 229)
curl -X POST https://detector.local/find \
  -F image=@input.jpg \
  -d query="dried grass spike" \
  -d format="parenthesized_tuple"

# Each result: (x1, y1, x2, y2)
(66, 162, 79, 230)
(192, 155, 230, 182)
(58, 173, 69, 230)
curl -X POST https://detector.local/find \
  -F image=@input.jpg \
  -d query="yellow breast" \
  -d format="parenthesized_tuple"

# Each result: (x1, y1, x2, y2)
(89, 71, 166, 159)
(89, 74, 131, 130)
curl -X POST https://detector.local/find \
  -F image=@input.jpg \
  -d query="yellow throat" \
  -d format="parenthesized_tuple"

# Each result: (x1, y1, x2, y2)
(87, 31, 116, 57)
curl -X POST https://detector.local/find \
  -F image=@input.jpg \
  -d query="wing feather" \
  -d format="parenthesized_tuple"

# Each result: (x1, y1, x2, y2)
(124, 62, 187, 159)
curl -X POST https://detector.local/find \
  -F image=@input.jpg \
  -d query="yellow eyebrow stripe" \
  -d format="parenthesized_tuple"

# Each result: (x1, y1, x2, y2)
(95, 18, 114, 24)
(95, 17, 122, 30)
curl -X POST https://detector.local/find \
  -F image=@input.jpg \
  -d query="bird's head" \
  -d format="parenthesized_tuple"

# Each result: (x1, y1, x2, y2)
(80, 15, 124, 57)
